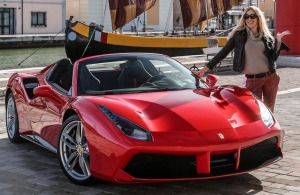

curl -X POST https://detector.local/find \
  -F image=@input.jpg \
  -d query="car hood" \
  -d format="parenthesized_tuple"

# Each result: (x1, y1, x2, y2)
(85, 86, 261, 132)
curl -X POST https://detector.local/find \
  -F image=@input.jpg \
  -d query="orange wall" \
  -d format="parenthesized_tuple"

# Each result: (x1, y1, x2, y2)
(276, 0, 300, 55)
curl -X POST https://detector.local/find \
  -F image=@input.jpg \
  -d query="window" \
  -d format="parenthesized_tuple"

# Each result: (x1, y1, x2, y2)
(31, 12, 46, 27)
(0, 8, 15, 34)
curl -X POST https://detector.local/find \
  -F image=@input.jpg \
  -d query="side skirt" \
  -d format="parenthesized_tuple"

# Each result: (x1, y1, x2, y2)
(21, 135, 57, 154)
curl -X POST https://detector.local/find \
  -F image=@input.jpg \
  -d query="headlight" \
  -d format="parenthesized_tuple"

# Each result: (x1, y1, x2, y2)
(99, 106, 153, 141)
(257, 100, 274, 128)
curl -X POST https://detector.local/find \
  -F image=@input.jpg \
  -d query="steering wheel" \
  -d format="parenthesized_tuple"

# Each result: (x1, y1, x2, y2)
(141, 74, 181, 88)
(140, 75, 166, 87)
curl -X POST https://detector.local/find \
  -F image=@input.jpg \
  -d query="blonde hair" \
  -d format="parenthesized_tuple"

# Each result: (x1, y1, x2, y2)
(228, 6, 274, 40)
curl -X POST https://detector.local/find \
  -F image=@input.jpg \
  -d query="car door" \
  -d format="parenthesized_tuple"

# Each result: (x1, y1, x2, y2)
(29, 61, 73, 149)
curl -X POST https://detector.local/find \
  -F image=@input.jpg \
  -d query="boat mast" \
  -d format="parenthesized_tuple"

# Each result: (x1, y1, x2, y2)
(101, 0, 108, 31)
(129, 0, 136, 34)
(205, 0, 209, 37)
(143, 12, 146, 32)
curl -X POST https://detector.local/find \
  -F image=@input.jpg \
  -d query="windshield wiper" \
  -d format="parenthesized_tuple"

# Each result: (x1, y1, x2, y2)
(86, 87, 186, 95)
(141, 86, 186, 91)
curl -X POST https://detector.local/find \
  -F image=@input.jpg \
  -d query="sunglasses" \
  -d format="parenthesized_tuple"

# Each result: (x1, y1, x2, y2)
(244, 13, 258, 19)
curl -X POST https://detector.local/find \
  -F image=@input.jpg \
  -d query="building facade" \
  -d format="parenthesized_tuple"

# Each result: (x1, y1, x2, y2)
(0, 0, 65, 35)
(0, 0, 276, 35)
(258, 0, 276, 28)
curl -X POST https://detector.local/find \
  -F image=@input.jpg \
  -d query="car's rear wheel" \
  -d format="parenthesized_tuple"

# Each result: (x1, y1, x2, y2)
(58, 115, 94, 185)
(6, 93, 21, 143)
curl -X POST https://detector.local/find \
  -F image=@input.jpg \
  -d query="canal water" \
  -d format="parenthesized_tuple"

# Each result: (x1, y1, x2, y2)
(0, 47, 66, 70)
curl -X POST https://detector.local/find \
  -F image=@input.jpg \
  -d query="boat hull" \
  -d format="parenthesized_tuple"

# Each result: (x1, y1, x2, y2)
(65, 21, 228, 62)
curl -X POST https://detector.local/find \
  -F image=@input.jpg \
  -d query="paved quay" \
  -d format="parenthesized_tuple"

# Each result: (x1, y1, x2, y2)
(0, 55, 300, 194)
(0, 33, 64, 49)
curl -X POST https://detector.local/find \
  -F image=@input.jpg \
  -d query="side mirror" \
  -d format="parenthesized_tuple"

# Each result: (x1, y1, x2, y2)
(34, 85, 54, 97)
(33, 85, 64, 103)
(206, 74, 219, 87)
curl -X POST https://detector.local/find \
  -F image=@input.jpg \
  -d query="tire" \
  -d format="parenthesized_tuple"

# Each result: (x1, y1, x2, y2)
(58, 115, 95, 185)
(6, 93, 22, 143)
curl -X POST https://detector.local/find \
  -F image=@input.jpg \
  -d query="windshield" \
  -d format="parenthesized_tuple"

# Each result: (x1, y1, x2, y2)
(77, 53, 207, 95)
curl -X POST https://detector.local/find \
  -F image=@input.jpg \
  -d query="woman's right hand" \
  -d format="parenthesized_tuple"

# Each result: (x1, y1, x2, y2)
(198, 66, 209, 77)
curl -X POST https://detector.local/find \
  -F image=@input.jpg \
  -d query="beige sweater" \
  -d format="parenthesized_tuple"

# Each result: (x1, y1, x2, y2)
(244, 28, 281, 75)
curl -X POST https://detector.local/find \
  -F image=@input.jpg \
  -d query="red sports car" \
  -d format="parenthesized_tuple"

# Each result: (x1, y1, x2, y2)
(5, 53, 284, 185)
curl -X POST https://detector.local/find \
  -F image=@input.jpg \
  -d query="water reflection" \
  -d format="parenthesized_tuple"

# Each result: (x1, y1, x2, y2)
(0, 47, 66, 69)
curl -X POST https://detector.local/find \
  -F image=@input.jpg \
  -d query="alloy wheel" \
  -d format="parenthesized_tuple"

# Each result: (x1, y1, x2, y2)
(6, 93, 21, 143)
(59, 119, 91, 182)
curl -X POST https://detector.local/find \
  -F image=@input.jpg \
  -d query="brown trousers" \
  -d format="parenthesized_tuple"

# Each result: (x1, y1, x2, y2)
(245, 73, 280, 113)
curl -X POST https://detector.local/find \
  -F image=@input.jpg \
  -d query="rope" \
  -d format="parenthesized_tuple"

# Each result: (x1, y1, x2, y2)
(17, 27, 65, 66)
(165, 0, 174, 33)
(80, 27, 97, 59)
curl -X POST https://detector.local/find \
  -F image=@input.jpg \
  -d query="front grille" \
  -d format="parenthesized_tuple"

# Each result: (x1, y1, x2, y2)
(124, 154, 197, 178)
(239, 136, 282, 171)
(124, 137, 282, 179)
(210, 152, 237, 175)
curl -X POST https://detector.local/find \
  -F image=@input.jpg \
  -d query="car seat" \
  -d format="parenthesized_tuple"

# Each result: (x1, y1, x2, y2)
(80, 65, 101, 92)
(48, 58, 73, 91)
(59, 59, 73, 91)
(118, 60, 152, 88)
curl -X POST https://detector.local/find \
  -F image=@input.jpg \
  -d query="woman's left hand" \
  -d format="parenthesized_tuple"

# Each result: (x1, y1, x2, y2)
(277, 30, 291, 42)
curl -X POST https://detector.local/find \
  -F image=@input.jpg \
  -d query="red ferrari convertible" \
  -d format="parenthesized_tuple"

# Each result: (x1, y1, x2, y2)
(5, 53, 284, 185)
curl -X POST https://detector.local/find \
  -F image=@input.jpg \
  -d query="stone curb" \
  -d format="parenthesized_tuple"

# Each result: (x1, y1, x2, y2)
(0, 88, 5, 98)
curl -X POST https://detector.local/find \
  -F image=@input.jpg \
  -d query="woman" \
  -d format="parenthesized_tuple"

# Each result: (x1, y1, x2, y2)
(199, 6, 291, 113)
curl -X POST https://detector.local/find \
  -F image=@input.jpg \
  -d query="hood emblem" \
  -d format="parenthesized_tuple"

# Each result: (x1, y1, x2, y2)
(218, 133, 225, 139)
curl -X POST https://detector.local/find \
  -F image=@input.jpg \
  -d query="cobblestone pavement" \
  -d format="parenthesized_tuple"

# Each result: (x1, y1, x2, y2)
(0, 64, 300, 194)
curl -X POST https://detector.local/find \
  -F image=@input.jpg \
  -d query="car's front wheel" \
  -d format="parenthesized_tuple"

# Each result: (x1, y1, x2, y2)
(58, 115, 94, 185)
(6, 93, 21, 143)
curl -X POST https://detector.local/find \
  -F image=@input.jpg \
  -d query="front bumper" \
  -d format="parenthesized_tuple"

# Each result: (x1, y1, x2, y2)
(115, 136, 282, 183)
(89, 130, 283, 183)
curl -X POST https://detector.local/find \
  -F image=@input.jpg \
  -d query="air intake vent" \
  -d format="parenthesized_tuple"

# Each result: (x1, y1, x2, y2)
(239, 137, 282, 171)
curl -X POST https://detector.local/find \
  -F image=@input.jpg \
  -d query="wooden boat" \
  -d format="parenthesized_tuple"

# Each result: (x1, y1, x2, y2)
(65, 0, 243, 62)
